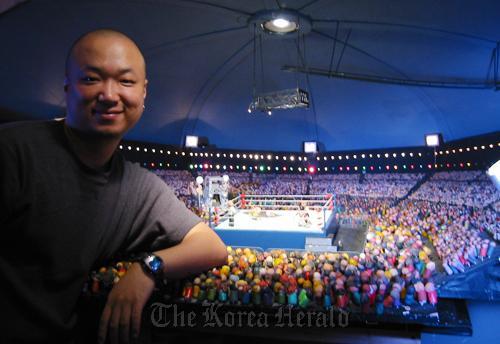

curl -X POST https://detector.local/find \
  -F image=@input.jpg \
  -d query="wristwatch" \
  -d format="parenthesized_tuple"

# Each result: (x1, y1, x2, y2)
(139, 253, 164, 281)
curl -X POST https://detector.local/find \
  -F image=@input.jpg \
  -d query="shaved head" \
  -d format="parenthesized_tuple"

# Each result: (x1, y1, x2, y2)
(64, 28, 148, 138)
(65, 29, 146, 77)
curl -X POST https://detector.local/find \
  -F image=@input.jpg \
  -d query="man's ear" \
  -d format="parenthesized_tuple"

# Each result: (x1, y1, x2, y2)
(143, 79, 148, 99)
(64, 77, 69, 92)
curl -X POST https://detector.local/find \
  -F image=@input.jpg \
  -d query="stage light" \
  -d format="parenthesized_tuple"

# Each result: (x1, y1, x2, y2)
(223, 153, 226, 157)
(377, 154, 380, 158)
(303, 141, 318, 154)
(384, 153, 389, 158)
(181, 152, 185, 156)
(236, 154, 240, 158)
(275, 167, 279, 171)
(275, 156, 279, 160)
(331, 156, 334, 160)
(216, 153, 220, 157)
(425, 133, 442, 147)
(308, 166, 316, 174)
(243, 154, 247, 158)
(490, 144, 494, 148)
(290, 167, 294, 171)
(160, 150, 163, 154)
(290, 156, 295, 161)
(316, 157, 320, 160)
(361, 154, 365, 158)
(298, 167, 302, 172)
(159, 163, 163, 167)
(259, 165, 264, 171)
(481, 145, 485, 149)
(459, 148, 463, 152)
(401, 152, 405, 157)
(196, 176, 204, 185)
(175, 151, 179, 155)
(242, 165, 246, 170)
(189, 152, 193, 157)
(267, 110, 272, 116)
(369, 154, 373, 158)
(223, 165, 227, 170)
(392, 153, 397, 158)
(324, 156, 328, 160)
(167, 151, 171, 154)
(127, 146, 131, 150)
(418, 152, 422, 157)
(185, 135, 199, 148)
(144, 148, 148, 152)
(136, 147, 140, 151)
(267, 166, 271, 171)
(267, 154, 272, 160)
(189, 164, 193, 169)
(339, 156, 342, 160)
(353, 155, 357, 159)
(304, 157, 308, 161)
(230, 165, 233, 169)
(216, 165, 220, 169)
(119, 145, 123, 150)
(203, 164, 208, 169)
(284, 156, 287, 160)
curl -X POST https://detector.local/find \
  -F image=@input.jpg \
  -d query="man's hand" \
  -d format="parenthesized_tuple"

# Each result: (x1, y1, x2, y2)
(98, 263, 155, 344)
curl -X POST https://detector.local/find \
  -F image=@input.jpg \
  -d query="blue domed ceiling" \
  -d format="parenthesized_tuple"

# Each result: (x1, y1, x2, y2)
(0, 0, 499, 151)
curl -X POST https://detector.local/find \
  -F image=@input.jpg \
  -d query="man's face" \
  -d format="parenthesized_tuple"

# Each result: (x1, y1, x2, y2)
(65, 34, 147, 137)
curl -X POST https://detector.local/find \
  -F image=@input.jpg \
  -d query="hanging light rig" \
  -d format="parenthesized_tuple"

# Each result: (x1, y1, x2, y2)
(247, 9, 312, 115)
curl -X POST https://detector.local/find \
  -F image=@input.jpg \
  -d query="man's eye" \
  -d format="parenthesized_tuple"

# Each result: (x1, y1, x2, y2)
(81, 76, 98, 83)
(121, 79, 136, 85)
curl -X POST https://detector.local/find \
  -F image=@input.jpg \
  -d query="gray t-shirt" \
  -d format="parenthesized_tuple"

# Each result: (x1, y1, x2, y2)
(0, 120, 201, 342)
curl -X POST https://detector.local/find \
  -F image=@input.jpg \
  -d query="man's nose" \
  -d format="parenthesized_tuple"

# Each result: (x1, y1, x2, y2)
(98, 80, 120, 103)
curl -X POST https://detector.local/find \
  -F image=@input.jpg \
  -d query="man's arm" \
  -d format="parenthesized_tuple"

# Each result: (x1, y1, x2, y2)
(98, 222, 227, 344)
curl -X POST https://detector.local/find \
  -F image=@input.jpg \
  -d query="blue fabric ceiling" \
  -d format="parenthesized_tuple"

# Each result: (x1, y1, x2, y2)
(0, 0, 499, 151)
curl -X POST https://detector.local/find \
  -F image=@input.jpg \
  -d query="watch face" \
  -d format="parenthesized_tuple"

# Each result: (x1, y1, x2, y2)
(146, 255, 163, 273)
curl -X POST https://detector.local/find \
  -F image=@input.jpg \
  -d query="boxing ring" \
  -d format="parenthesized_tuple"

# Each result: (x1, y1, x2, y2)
(212, 194, 335, 249)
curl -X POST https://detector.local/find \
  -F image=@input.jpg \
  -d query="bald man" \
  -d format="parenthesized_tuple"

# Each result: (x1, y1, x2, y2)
(0, 29, 227, 344)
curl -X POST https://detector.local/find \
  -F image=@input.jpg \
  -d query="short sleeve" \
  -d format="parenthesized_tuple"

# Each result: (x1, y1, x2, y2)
(123, 167, 202, 253)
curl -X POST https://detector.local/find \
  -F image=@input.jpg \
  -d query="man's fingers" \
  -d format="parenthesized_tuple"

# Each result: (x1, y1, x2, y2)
(131, 303, 143, 341)
(119, 303, 132, 344)
(98, 304, 112, 344)
(109, 303, 122, 344)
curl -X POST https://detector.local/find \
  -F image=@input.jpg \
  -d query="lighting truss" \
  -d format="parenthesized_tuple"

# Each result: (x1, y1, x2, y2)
(249, 88, 309, 112)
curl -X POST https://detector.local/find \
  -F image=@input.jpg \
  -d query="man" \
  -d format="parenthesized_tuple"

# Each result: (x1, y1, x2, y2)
(0, 29, 227, 343)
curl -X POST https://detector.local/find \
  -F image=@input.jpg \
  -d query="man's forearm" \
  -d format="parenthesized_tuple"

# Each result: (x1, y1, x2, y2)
(153, 222, 227, 279)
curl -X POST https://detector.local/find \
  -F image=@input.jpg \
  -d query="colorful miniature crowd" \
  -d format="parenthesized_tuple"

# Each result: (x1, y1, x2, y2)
(86, 169, 498, 313)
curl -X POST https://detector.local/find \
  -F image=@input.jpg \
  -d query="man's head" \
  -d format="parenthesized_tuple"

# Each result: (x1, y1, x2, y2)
(64, 29, 147, 138)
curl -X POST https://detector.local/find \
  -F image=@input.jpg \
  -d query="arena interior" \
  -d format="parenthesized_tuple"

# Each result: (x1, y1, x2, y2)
(1, 1, 500, 343)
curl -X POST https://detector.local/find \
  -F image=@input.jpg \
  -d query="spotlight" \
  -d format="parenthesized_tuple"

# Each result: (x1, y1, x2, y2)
(425, 133, 442, 147)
